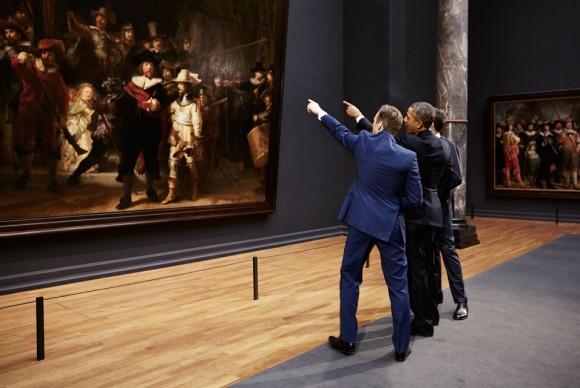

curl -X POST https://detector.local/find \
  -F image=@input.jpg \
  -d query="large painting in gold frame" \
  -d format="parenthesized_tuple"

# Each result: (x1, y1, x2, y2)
(487, 89, 580, 200)
(0, 0, 288, 237)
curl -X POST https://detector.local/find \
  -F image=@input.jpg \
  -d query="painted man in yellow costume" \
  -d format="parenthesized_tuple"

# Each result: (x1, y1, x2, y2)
(162, 69, 203, 204)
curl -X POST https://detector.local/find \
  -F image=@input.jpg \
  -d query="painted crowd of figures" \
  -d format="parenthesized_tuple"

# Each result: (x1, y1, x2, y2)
(495, 119, 580, 190)
(0, 4, 274, 210)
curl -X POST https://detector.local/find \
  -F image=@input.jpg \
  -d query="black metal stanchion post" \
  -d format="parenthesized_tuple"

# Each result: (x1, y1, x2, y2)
(253, 257, 259, 300)
(556, 207, 559, 225)
(36, 297, 45, 361)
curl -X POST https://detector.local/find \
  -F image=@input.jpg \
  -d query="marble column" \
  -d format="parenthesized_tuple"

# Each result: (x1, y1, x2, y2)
(436, 0, 479, 247)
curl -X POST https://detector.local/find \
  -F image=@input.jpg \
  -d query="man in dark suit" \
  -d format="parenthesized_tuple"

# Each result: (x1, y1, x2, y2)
(306, 99, 423, 362)
(432, 108, 468, 320)
(394, 102, 452, 337)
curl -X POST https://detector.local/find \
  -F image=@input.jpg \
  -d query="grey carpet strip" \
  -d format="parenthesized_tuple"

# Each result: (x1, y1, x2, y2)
(236, 234, 580, 387)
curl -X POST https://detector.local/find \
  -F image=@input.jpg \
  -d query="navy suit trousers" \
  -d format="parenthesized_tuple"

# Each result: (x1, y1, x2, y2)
(340, 224, 411, 353)
(434, 220, 468, 304)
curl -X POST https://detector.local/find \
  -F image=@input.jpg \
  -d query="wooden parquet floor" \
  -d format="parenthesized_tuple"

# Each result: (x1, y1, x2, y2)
(1, 217, 579, 387)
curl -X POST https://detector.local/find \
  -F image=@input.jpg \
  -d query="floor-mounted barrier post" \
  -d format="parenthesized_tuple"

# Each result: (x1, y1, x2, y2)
(253, 257, 259, 300)
(36, 297, 45, 361)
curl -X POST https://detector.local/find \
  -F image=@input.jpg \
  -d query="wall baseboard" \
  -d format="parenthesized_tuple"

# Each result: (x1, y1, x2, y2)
(0, 225, 347, 295)
(474, 210, 580, 224)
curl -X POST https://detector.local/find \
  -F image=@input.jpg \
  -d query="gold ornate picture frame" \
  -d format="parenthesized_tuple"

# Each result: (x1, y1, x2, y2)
(487, 89, 580, 199)
(0, 0, 288, 237)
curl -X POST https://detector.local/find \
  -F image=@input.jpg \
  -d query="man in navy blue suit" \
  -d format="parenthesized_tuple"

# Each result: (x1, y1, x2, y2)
(432, 108, 468, 320)
(307, 99, 422, 362)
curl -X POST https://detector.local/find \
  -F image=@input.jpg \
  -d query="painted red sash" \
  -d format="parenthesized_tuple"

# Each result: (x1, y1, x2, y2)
(124, 82, 157, 116)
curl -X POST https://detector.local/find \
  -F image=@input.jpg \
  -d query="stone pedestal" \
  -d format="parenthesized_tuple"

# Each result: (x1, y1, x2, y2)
(452, 218, 480, 248)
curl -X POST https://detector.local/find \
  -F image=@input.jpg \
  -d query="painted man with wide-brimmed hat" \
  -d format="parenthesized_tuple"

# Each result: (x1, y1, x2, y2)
(110, 50, 168, 210)
(162, 69, 203, 204)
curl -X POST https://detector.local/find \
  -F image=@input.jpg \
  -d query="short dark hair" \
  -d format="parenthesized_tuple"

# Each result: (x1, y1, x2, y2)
(410, 102, 435, 129)
(433, 108, 446, 133)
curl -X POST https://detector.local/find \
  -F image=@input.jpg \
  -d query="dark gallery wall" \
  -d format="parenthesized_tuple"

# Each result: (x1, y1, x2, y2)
(1, 0, 439, 294)
(1, 0, 349, 294)
(342, 0, 437, 121)
(468, 0, 580, 222)
(340, 0, 438, 189)
(6, 0, 575, 294)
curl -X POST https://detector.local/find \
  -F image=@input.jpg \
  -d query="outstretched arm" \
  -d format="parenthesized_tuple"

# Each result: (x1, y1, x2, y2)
(343, 100, 361, 118)
(344, 100, 371, 132)
(307, 99, 357, 151)
(307, 98, 327, 118)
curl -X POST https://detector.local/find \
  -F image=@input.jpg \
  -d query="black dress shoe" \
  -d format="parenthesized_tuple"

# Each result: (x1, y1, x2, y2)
(395, 348, 412, 362)
(116, 195, 132, 210)
(146, 189, 159, 202)
(67, 174, 81, 186)
(328, 336, 356, 355)
(410, 323, 434, 337)
(14, 173, 30, 188)
(453, 302, 468, 320)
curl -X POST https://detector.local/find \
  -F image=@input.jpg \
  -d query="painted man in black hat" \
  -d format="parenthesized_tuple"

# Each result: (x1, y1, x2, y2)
(146, 21, 177, 63)
(110, 50, 168, 210)
(7, 2, 34, 42)
(248, 61, 268, 114)
(66, 6, 123, 90)
(0, 19, 31, 167)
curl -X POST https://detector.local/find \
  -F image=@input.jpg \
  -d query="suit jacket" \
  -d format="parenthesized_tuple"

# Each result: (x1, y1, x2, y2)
(394, 126, 452, 227)
(437, 135, 462, 202)
(321, 114, 422, 242)
(437, 136, 462, 221)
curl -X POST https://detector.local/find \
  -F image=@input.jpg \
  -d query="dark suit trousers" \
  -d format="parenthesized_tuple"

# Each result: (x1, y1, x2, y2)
(406, 223, 438, 330)
(340, 224, 411, 352)
(434, 222, 468, 304)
